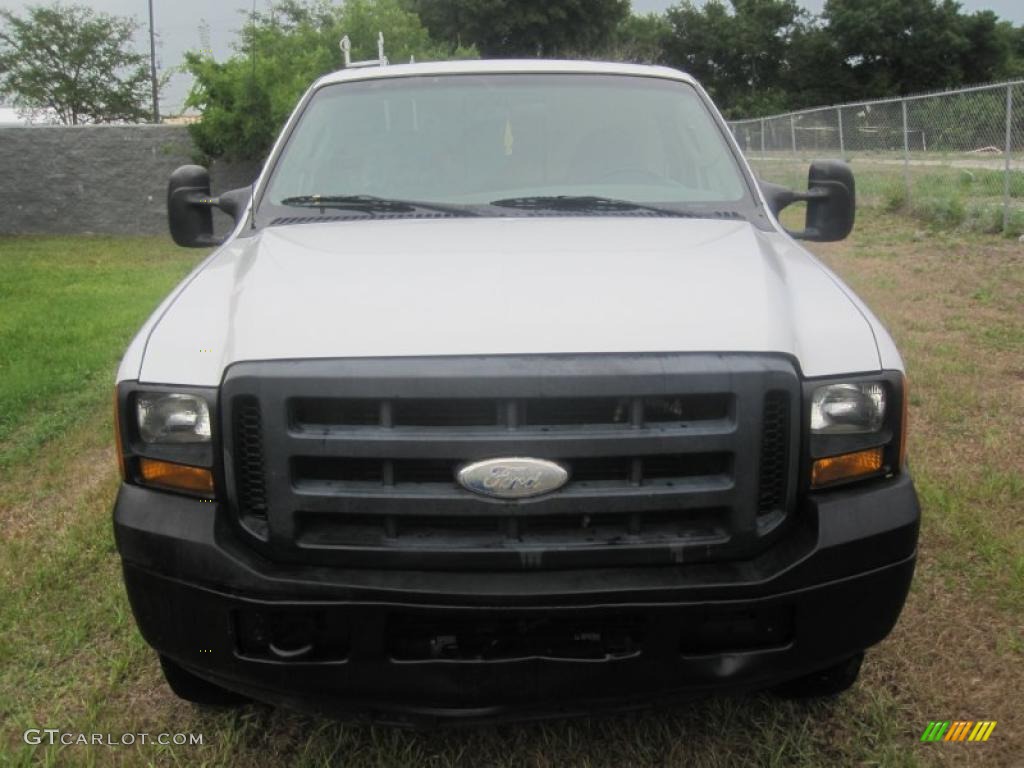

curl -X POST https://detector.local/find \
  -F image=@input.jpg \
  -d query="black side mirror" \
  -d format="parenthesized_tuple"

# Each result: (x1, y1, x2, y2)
(760, 160, 856, 242)
(167, 165, 251, 248)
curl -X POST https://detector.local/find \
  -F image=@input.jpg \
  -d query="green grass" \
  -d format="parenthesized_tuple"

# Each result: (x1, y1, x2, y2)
(0, 236, 203, 471)
(1, 221, 1022, 766)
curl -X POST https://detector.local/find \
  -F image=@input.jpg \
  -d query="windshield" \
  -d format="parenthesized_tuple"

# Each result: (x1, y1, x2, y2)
(260, 73, 750, 216)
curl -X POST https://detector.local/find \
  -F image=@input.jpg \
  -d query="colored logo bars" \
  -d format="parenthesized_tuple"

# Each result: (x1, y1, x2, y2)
(921, 721, 997, 742)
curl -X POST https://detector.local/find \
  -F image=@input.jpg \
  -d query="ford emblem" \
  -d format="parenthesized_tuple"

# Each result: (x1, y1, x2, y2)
(456, 457, 569, 499)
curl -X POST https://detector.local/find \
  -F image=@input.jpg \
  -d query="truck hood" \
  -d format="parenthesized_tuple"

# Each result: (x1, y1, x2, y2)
(137, 216, 881, 385)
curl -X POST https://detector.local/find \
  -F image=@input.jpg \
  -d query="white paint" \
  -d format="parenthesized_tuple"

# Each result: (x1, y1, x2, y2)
(130, 215, 886, 386)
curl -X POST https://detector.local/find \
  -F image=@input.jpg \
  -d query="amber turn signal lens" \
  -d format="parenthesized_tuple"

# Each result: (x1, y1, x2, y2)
(811, 447, 884, 488)
(139, 458, 214, 496)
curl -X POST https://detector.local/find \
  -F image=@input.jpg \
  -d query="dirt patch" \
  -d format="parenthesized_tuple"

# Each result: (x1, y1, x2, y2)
(0, 435, 118, 543)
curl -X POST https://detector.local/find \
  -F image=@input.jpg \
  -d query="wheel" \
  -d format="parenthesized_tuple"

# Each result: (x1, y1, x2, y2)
(159, 655, 249, 706)
(771, 652, 864, 699)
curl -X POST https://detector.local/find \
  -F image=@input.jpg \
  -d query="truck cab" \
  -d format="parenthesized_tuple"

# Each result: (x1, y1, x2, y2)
(113, 60, 919, 721)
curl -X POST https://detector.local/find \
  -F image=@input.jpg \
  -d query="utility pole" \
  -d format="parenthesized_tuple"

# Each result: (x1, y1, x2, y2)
(148, 0, 160, 123)
(251, 0, 257, 80)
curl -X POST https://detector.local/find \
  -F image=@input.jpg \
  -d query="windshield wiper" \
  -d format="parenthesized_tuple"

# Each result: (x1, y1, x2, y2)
(279, 194, 479, 217)
(489, 195, 695, 217)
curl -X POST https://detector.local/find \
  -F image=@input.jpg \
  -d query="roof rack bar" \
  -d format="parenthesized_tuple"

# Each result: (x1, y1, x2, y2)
(340, 33, 389, 69)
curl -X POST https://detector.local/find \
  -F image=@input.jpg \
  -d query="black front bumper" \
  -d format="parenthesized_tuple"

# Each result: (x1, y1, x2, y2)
(114, 474, 919, 723)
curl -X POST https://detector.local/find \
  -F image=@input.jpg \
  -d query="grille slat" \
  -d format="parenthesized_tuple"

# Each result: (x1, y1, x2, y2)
(282, 430, 738, 462)
(296, 509, 729, 551)
(291, 453, 731, 490)
(292, 394, 731, 431)
(290, 478, 736, 515)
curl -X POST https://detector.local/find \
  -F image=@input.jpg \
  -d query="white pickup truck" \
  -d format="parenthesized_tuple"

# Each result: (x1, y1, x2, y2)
(113, 60, 919, 722)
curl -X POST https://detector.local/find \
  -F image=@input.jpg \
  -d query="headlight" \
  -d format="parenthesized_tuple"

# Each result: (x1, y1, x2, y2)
(136, 393, 211, 443)
(117, 383, 217, 499)
(810, 382, 886, 434)
(806, 376, 904, 490)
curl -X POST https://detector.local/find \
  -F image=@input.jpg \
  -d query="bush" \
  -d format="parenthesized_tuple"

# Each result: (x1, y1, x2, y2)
(964, 203, 1004, 234)
(882, 182, 907, 212)
(1003, 209, 1024, 238)
(911, 196, 966, 228)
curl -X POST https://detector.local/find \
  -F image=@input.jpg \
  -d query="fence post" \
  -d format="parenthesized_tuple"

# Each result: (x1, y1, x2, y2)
(1004, 84, 1013, 234)
(760, 117, 766, 157)
(790, 114, 797, 155)
(901, 98, 911, 208)
(837, 106, 845, 157)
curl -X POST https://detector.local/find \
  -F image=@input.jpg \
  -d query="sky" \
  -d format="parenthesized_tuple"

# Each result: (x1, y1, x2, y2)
(1, 0, 1023, 119)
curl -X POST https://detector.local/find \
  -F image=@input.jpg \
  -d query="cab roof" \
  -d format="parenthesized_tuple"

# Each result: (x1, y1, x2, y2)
(313, 59, 698, 88)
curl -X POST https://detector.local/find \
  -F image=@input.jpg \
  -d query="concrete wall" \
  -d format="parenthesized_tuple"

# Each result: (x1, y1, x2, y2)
(0, 125, 260, 237)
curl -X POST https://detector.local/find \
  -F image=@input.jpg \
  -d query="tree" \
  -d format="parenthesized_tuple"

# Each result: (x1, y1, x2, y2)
(1005, 25, 1024, 79)
(602, 13, 673, 64)
(658, 0, 1023, 116)
(785, 19, 854, 109)
(185, 0, 474, 161)
(821, 0, 991, 99)
(0, 3, 151, 125)
(411, 0, 630, 57)
(663, 0, 806, 117)
(958, 11, 1014, 84)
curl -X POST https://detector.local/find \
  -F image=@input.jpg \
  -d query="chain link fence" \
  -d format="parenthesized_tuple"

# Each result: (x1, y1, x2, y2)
(729, 81, 1024, 235)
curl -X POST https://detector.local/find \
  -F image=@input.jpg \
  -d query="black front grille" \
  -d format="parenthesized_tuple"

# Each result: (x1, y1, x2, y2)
(224, 354, 799, 570)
